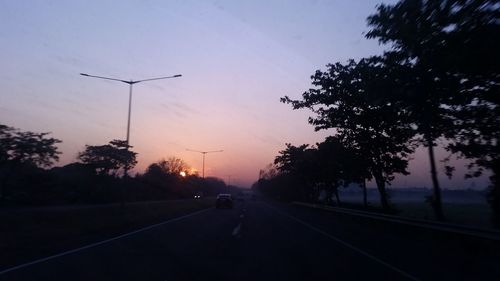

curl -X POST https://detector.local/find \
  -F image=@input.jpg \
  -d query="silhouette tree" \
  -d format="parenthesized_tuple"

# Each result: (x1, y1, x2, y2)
(274, 144, 311, 176)
(0, 124, 61, 199)
(0, 125, 15, 163)
(144, 157, 191, 179)
(282, 58, 414, 210)
(445, 1, 499, 227)
(312, 137, 357, 206)
(268, 138, 374, 206)
(158, 157, 190, 176)
(258, 163, 278, 181)
(366, 0, 499, 220)
(274, 144, 319, 201)
(317, 137, 372, 208)
(0, 124, 61, 167)
(140, 157, 197, 199)
(78, 139, 137, 177)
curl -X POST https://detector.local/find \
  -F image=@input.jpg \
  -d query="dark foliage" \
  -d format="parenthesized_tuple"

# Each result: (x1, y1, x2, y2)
(78, 139, 138, 177)
(272, 0, 498, 224)
(281, 58, 415, 210)
(0, 124, 61, 168)
(366, 0, 499, 222)
(0, 124, 230, 206)
(257, 137, 376, 206)
(0, 124, 62, 201)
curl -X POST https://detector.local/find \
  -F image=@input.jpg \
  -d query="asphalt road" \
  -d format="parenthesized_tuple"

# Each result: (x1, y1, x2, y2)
(1, 199, 499, 281)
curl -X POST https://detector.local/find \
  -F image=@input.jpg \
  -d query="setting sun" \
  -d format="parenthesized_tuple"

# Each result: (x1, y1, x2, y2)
(0, 1, 497, 280)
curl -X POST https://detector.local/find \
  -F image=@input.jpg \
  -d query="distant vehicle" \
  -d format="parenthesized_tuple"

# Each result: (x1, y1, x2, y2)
(216, 194, 233, 209)
(194, 192, 203, 199)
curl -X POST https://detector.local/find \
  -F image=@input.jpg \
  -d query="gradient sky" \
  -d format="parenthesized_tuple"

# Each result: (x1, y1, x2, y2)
(0, 0, 489, 188)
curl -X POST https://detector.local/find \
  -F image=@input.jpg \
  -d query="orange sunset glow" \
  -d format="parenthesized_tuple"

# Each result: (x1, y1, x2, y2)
(1, 1, 498, 280)
(0, 0, 490, 189)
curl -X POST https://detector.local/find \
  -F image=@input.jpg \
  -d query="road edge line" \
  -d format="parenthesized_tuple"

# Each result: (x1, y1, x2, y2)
(292, 201, 500, 241)
(264, 203, 421, 281)
(0, 207, 213, 275)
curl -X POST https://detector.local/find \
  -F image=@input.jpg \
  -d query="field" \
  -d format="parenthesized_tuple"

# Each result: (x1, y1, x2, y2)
(340, 193, 493, 229)
(394, 201, 492, 228)
(0, 198, 215, 270)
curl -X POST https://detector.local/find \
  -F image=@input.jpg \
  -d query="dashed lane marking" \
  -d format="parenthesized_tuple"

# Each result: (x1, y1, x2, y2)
(232, 223, 242, 237)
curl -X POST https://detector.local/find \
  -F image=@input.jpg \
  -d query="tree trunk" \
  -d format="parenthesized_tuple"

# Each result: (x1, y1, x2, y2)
(0, 162, 14, 201)
(362, 178, 368, 209)
(426, 136, 445, 221)
(487, 159, 500, 228)
(0, 177, 4, 200)
(120, 172, 127, 210)
(333, 186, 341, 207)
(0, 170, 4, 199)
(374, 171, 390, 211)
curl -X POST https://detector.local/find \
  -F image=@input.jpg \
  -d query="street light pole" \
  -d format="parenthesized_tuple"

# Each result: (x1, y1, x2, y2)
(80, 73, 182, 145)
(127, 82, 133, 144)
(226, 175, 232, 192)
(186, 149, 223, 178)
(81, 73, 181, 208)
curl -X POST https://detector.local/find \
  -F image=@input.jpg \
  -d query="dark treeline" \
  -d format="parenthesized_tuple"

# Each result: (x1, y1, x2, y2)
(254, 0, 499, 226)
(0, 124, 229, 206)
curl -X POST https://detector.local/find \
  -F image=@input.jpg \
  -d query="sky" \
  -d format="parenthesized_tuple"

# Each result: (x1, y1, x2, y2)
(0, 0, 489, 189)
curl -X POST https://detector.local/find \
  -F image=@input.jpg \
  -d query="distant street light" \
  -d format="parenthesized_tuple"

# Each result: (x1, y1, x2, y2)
(226, 175, 232, 192)
(80, 73, 182, 145)
(186, 149, 223, 178)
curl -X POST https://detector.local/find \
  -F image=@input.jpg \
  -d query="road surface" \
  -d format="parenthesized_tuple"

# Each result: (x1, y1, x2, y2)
(1, 199, 499, 281)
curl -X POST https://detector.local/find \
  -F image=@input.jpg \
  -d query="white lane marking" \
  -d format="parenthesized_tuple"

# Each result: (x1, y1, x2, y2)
(293, 202, 500, 240)
(0, 207, 213, 275)
(264, 203, 420, 281)
(232, 223, 242, 237)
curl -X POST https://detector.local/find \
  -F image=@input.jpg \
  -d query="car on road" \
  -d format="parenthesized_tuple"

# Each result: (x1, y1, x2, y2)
(216, 194, 233, 209)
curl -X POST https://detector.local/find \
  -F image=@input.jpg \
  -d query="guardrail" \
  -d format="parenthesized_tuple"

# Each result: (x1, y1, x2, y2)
(292, 201, 500, 241)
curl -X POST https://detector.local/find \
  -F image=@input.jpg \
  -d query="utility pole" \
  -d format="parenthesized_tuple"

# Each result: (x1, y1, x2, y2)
(186, 149, 223, 178)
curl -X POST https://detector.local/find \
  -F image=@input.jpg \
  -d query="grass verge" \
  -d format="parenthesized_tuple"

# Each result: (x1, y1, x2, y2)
(395, 201, 492, 228)
(0, 198, 214, 270)
(337, 199, 493, 229)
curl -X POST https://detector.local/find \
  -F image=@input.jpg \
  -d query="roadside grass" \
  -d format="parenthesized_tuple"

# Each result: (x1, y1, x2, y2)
(0, 198, 215, 270)
(339, 199, 493, 229)
(293, 200, 500, 264)
(394, 202, 492, 228)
